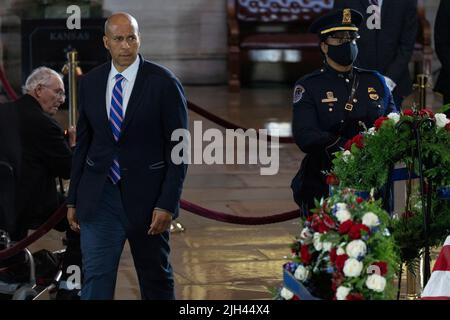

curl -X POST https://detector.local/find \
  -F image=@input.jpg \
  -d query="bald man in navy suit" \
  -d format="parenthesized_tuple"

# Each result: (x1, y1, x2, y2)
(66, 13, 188, 300)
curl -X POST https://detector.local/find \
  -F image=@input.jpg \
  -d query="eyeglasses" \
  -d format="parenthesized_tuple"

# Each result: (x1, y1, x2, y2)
(40, 84, 66, 99)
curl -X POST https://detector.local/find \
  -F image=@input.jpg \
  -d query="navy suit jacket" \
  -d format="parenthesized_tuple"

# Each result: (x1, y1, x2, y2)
(334, 0, 418, 98)
(67, 56, 188, 227)
(434, 0, 450, 102)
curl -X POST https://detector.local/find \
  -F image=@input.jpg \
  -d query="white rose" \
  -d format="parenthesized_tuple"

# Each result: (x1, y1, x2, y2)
(335, 203, 348, 211)
(365, 274, 387, 292)
(435, 113, 450, 128)
(294, 265, 310, 282)
(343, 258, 363, 277)
(322, 242, 333, 252)
(300, 228, 313, 244)
(342, 150, 352, 163)
(346, 240, 367, 259)
(387, 112, 400, 124)
(362, 212, 380, 228)
(367, 127, 376, 135)
(280, 287, 294, 300)
(336, 209, 352, 223)
(337, 247, 346, 256)
(336, 286, 352, 300)
(313, 232, 323, 251)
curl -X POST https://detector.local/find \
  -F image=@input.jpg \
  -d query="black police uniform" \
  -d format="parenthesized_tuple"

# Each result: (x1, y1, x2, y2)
(290, 8, 397, 216)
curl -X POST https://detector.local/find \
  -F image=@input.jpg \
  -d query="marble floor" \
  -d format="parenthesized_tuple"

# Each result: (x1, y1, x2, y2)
(26, 84, 444, 300)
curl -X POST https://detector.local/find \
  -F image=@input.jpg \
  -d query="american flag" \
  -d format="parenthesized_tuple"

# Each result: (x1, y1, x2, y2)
(422, 236, 450, 300)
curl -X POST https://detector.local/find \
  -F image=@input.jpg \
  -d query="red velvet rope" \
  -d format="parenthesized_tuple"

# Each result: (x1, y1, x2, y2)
(0, 66, 19, 101)
(187, 101, 295, 144)
(0, 204, 67, 260)
(180, 199, 300, 225)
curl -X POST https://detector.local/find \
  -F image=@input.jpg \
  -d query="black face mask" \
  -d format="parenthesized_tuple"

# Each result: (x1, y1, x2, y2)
(327, 41, 358, 66)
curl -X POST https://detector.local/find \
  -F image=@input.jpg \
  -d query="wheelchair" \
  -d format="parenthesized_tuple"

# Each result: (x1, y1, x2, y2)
(0, 161, 67, 300)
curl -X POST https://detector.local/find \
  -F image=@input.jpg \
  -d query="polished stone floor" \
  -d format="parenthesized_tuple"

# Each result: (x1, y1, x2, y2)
(28, 84, 444, 300)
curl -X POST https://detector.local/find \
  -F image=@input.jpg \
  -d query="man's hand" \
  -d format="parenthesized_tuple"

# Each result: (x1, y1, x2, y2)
(148, 209, 172, 235)
(67, 207, 80, 233)
(67, 126, 76, 148)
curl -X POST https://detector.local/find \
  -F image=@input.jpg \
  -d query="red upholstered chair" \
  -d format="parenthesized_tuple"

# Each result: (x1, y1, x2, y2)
(227, 0, 334, 92)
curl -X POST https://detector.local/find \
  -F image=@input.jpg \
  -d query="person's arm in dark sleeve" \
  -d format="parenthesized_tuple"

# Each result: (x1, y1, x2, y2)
(66, 77, 93, 207)
(38, 119, 72, 179)
(154, 77, 188, 218)
(292, 83, 346, 158)
(384, 0, 418, 86)
(435, 0, 450, 77)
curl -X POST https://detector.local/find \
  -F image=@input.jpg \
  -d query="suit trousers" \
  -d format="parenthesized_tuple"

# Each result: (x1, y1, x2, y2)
(80, 179, 175, 300)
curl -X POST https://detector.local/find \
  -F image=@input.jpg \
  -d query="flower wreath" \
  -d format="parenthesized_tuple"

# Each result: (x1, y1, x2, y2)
(331, 108, 450, 263)
(280, 189, 399, 300)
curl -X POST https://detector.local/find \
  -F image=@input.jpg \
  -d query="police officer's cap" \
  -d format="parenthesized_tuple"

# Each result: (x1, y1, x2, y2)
(309, 8, 363, 40)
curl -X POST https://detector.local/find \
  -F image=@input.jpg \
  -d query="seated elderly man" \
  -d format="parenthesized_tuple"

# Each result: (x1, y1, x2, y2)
(0, 66, 80, 299)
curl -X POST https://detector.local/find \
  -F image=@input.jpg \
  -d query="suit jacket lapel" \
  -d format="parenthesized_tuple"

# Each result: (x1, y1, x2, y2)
(121, 55, 147, 134)
(96, 63, 114, 142)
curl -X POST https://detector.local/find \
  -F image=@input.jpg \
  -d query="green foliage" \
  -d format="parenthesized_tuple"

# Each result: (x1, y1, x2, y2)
(332, 110, 450, 265)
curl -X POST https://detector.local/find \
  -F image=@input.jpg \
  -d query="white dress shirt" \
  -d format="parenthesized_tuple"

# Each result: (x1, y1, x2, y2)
(106, 56, 140, 119)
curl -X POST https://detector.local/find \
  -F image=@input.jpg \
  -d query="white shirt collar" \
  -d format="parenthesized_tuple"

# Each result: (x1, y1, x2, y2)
(109, 55, 140, 82)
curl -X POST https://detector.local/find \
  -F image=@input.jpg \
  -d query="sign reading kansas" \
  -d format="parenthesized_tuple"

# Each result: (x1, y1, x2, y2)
(21, 18, 107, 82)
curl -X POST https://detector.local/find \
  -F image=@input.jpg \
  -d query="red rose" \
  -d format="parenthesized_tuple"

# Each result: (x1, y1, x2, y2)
(419, 109, 434, 118)
(323, 214, 336, 229)
(347, 293, 365, 300)
(335, 254, 348, 273)
(356, 197, 364, 204)
(371, 261, 388, 276)
(300, 245, 312, 265)
(348, 223, 370, 240)
(331, 272, 344, 292)
(292, 295, 300, 300)
(352, 134, 364, 149)
(330, 248, 337, 264)
(326, 173, 339, 186)
(446, 123, 450, 131)
(339, 220, 354, 234)
(344, 139, 353, 151)
(310, 214, 320, 230)
(311, 214, 329, 233)
(374, 116, 389, 130)
(403, 109, 415, 116)
(311, 220, 329, 233)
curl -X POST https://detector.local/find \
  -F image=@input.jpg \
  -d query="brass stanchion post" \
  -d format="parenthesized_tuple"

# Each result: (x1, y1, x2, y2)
(67, 50, 79, 127)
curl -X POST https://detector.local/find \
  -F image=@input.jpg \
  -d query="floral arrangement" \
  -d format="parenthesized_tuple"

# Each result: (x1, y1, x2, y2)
(331, 107, 450, 264)
(333, 108, 450, 191)
(280, 189, 399, 300)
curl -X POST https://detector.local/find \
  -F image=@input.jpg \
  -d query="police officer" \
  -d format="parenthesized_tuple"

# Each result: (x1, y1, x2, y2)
(291, 8, 397, 216)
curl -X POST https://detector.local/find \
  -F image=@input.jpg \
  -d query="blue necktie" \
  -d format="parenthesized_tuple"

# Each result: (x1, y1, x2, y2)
(108, 74, 124, 184)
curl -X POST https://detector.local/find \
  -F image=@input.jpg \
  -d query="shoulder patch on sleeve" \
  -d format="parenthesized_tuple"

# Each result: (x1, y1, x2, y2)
(293, 85, 305, 104)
